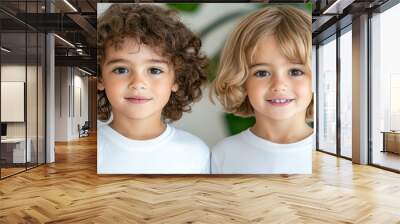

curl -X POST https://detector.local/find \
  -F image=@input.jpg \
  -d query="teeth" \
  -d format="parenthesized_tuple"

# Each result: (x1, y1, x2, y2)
(270, 99, 291, 103)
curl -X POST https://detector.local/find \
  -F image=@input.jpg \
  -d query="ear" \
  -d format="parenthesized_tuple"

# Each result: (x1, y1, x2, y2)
(171, 83, 179, 92)
(97, 78, 105, 91)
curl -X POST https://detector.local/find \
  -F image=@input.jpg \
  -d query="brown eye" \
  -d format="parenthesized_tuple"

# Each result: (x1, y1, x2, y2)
(149, 67, 163, 75)
(112, 67, 129, 75)
(254, 70, 271, 78)
(289, 69, 304, 77)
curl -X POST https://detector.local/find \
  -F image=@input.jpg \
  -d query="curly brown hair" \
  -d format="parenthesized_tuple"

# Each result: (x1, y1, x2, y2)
(97, 3, 208, 122)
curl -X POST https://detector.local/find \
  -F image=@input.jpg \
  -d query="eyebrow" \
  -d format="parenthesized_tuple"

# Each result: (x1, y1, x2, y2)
(249, 62, 304, 69)
(104, 59, 130, 66)
(146, 59, 169, 65)
(104, 58, 169, 66)
(249, 63, 271, 69)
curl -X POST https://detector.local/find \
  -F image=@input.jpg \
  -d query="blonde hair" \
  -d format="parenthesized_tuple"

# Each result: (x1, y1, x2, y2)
(210, 6, 312, 119)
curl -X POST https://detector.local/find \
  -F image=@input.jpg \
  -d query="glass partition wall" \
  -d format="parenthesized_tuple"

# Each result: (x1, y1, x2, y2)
(370, 3, 400, 171)
(317, 35, 337, 155)
(0, 1, 46, 179)
(339, 26, 352, 159)
(316, 26, 353, 159)
(316, 0, 400, 172)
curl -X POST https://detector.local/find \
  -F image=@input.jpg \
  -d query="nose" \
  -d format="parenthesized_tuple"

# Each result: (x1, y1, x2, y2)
(128, 73, 146, 90)
(270, 74, 288, 92)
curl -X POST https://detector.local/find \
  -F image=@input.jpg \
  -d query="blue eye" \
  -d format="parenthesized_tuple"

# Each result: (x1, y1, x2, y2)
(112, 67, 129, 75)
(149, 67, 163, 75)
(254, 70, 271, 78)
(289, 69, 304, 77)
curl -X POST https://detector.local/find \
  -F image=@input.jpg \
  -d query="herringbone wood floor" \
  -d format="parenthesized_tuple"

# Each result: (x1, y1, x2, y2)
(1, 134, 400, 223)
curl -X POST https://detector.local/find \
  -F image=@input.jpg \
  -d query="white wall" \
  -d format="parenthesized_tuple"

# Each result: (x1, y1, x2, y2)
(1, 63, 46, 164)
(55, 66, 68, 141)
(54, 67, 89, 141)
(1, 65, 35, 138)
(72, 72, 89, 138)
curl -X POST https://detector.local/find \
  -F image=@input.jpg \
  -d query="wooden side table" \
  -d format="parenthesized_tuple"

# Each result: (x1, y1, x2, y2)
(381, 131, 400, 154)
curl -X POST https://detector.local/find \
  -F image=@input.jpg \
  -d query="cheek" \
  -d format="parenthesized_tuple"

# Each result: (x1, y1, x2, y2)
(295, 82, 312, 102)
(245, 79, 266, 105)
(246, 79, 264, 95)
(153, 79, 174, 98)
(104, 87, 120, 102)
(104, 80, 125, 99)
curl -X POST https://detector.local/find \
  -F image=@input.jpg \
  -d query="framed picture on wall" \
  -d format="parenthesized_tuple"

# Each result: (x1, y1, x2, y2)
(1, 81, 25, 122)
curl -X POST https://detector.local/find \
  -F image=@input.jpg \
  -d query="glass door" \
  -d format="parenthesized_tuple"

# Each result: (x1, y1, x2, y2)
(317, 35, 337, 155)
(371, 3, 400, 171)
(339, 26, 352, 159)
(1, 31, 28, 178)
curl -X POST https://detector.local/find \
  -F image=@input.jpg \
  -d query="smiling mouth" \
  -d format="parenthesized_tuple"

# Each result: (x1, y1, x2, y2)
(266, 98, 294, 106)
(125, 96, 152, 104)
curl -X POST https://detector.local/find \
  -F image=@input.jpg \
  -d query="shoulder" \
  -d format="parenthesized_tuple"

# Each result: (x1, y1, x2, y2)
(97, 119, 108, 127)
(210, 130, 249, 174)
(97, 123, 114, 140)
(97, 124, 125, 149)
(97, 123, 108, 140)
(211, 130, 248, 155)
(212, 130, 247, 150)
(170, 126, 210, 154)
(97, 124, 114, 151)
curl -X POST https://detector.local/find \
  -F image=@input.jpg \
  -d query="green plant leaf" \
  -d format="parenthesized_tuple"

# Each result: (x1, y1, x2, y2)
(166, 3, 201, 12)
(305, 2, 312, 13)
(225, 113, 255, 135)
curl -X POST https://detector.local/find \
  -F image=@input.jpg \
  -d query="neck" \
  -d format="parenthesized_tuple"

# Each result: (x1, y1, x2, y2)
(251, 113, 313, 144)
(110, 112, 166, 140)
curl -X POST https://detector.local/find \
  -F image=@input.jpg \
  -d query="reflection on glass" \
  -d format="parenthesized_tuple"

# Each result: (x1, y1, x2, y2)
(390, 75, 400, 130)
(371, 3, 400, 171)
(340, 29, 352, 158)
(0, 1, 47, 179)
(318, 37, 337, 154)
(1, 32, 27, 177)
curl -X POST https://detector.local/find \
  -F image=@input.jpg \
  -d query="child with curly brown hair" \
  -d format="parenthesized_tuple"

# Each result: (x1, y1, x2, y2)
(97, 3, 210, 174)
(210, 6, 313, 174)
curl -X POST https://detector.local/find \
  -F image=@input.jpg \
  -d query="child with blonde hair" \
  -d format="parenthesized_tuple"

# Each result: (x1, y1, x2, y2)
(211, 6, 313, 174)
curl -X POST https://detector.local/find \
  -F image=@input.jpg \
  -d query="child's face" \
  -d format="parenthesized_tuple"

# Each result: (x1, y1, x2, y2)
(98, 37, 178, 122)
(245, 35, 312, 122)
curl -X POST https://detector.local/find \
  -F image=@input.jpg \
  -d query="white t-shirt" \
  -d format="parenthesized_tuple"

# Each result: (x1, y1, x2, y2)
(211, 129, 314, 174)
(97, 124, 210, 174)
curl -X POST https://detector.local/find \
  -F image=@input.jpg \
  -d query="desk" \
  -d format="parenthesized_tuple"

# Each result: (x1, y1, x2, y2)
(1, 138, 31, 163)
(381, 131, 400, 154)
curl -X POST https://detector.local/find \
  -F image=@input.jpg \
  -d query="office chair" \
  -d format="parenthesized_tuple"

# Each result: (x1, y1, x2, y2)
(79, 121, 90, 138)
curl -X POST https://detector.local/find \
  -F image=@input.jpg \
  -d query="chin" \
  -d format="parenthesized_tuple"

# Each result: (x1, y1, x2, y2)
(124, 113, 155, 121)
(264, 113, 299, 121)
